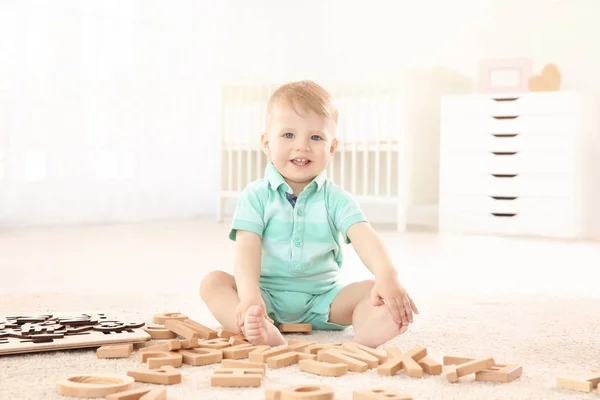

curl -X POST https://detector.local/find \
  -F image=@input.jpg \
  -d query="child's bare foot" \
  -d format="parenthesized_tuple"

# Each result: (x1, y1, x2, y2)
(353, 305, 408, 348)
(241, 306, 285, 347)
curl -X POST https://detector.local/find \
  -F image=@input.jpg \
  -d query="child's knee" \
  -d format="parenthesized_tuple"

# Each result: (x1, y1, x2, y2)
(362, 279, 375, 292)
(371, 301, 395, 322)
(200, 270, 232, 300)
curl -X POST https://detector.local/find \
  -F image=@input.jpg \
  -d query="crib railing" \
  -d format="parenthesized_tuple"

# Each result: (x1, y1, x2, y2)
(218, 83, 410, 230)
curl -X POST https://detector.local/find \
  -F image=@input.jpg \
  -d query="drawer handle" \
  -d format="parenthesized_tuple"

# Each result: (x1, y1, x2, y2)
(492, 97, 520, 102)
(490, 196, 518, 200)
(491, 173, 518, 178)
(491, 213, 517, 218)
(490, 151, 518, 156)
(492, 115, 519, 120)
(491, 133, 519, 137)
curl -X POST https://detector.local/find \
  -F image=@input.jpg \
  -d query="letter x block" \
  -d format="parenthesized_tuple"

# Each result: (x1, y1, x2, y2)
(377, 346, 427, 378)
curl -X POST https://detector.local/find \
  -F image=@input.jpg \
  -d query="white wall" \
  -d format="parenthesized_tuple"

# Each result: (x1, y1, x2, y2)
(220, 0, 600, 225)
(0, 1, 223, 226)
(2, 0, 599, 226)
(223, 0, 600, 89)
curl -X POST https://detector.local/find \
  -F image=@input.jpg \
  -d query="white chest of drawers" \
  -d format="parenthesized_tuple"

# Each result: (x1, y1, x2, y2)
(438, 91, 600, 239)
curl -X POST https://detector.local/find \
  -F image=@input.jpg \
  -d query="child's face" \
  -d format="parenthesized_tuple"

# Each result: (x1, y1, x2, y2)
(262, 104, 338, 194)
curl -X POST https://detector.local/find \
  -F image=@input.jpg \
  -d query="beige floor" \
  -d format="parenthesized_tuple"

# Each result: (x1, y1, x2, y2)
(1, 219, 600, 400)
(2, 218, 600, 300)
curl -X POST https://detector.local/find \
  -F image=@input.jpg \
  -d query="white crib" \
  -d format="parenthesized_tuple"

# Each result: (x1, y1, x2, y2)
(217, 82, 412, 231)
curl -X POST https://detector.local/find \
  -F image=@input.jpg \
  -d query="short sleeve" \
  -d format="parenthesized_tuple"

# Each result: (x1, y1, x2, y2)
(229, 185, 266, 241)
(326, 184, 368, 244)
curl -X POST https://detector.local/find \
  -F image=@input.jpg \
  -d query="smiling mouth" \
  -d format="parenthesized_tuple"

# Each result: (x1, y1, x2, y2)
(291, 158, 311, 167)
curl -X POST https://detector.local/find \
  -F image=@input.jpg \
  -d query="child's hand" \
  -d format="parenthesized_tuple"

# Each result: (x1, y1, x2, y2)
(235, 295, 273, 328)
(371, 276, 419, 327)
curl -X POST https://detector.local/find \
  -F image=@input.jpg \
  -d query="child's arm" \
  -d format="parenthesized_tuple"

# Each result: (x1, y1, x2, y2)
(233, 230, 262, 299)
(233, 230, 272, 326)
(347, 222, 419, 326)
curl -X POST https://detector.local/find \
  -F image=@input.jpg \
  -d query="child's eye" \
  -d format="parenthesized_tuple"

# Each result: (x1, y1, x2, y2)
(310, 135, 322, 141)
(283, 133, 294, 139)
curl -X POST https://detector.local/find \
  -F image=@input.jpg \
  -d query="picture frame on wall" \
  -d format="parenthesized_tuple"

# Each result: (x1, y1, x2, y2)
(478, 58, 533, 93)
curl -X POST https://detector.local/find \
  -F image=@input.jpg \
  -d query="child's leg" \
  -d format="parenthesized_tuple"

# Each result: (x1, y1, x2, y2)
(199, 271, 242, 332)
(199, 271, 285, 346)
(328, 280, 407, 348)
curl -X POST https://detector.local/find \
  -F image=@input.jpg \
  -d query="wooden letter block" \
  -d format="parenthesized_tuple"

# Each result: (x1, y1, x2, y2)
(162, 320, 197, 340)
(221, 359, 266, 374)
(277, 324, 312, 333)
(96, 344, 133, 358)
(127, 365, 181, 385)
(268, 352, 299, 369)
(299, 359, 347, 377)
(217, 327, 238, 338)
(418, 357, 443, 375)
(179, 338, 200, 349)
(447, 357, 495, 383)
(105, 386, 166, 400)
(353, 388, 412, 400)
(476, 363, 522, 383)
(223, 344, 268, 360)
(304, 343, 341, 355)
(164, 319, 218, 340)
(181, 319, 218, 339)
(250, 345, 293, 363)
(229, 334, 248, 346)
(56, 374, 135, 398)
(196, 338, 231, 350)
(327, 348, 378, 369)
(179, 348, 222, 366)
(341, 342, 388, 365)
(210, 368, 263, 387)
(287, 339, 316, 353)
(443, 355, 475, 365)
(268, 384, 334, 400)
(318, 349, 368, 373)
(265, 388, 281, 400)
(139, 351, 183, 369)
(152, 312, 188, 325)
(143, 326, 177, 340)
(297, 352, 318, 361)
(264, 352, 316, 369)
(556, 371, 600, 392)
(139, 341, 180, 353)
(377, 346, 426, 378)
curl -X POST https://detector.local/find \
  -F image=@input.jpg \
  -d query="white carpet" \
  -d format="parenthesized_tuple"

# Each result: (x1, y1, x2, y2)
(2, 221, 600, 399)
(1, 292, 599, 400)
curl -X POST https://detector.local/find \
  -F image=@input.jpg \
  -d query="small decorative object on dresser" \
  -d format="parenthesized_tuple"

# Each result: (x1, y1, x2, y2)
(528, 63, 562, 92)
(478, 58, 533, 93)
(438, 91, 600, 239)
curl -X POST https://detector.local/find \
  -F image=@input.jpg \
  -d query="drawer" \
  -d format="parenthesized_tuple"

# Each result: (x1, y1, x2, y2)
(439, 172, 576, 197)
(439, 210, 578, 238)
(439, 194, 575, 215)
(441, 92, 583, 117)
(440, 131, 576, 153)
(440, 151, 576, 174)
(442, 114, 579, 136)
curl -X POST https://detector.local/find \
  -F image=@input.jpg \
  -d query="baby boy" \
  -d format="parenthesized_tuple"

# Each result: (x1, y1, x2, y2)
(200, 80, 418, 348)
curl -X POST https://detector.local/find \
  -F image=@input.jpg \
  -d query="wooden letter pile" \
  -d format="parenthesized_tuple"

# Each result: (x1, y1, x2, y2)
(51, 311, 549, 399)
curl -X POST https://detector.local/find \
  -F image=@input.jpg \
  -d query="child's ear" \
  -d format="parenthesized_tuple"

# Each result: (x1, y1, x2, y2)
(260, 133, 270, 156)
(330, 138, 339, 154)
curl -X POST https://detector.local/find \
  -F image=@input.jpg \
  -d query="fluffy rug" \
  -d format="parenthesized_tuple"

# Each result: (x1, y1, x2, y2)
(1, 292, 599, 400)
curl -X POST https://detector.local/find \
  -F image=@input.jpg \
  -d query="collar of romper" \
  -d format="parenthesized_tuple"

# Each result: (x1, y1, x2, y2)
(264, 161, 327, 194)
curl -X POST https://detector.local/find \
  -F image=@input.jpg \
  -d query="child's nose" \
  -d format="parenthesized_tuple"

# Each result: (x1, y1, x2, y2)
(295, 138, 311, 151)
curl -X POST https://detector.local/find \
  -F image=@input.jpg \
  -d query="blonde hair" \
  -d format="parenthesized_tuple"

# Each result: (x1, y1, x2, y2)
(266, 80, 338, 128)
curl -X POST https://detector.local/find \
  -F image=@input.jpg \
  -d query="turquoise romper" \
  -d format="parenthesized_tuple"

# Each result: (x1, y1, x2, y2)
(229, 162, 368, 330)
